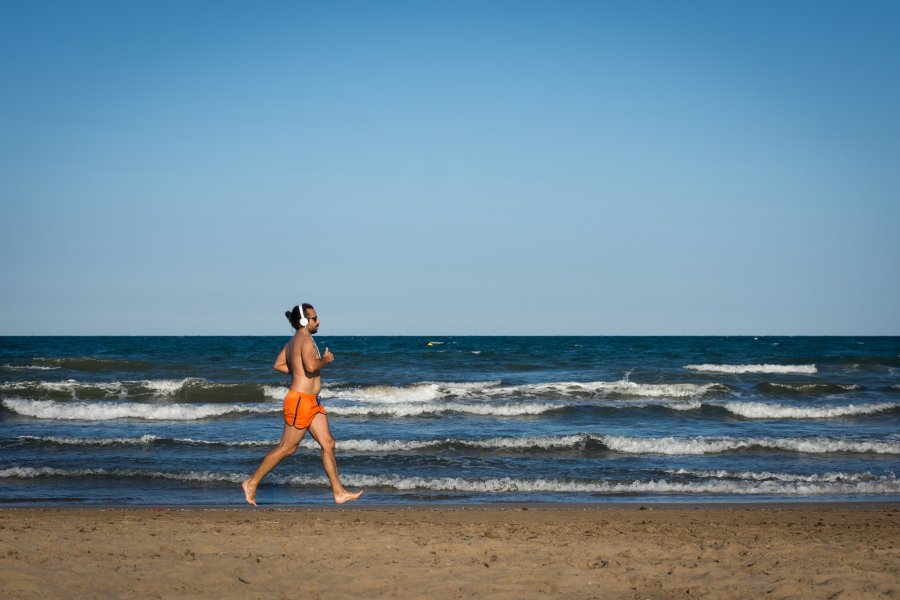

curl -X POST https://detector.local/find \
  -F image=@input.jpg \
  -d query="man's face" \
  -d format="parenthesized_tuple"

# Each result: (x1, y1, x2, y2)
(306, 309, 320, 334)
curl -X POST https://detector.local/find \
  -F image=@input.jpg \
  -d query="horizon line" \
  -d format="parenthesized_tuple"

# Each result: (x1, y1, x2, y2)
(2, 334, 898, 338)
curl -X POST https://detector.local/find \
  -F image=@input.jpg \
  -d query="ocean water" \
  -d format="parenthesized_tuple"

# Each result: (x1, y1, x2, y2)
(1, 336, 898, 506)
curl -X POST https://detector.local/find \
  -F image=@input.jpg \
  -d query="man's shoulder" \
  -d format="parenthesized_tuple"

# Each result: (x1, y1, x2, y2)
(293, 334, 313, 348)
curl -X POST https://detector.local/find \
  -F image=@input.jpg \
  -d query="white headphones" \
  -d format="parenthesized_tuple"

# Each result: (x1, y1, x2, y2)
(296, 304, 308, 328)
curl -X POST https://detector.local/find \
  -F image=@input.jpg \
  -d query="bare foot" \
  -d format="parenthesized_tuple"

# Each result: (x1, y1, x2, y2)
(334, 489, 363, 504)
(242, 479, 257, 506)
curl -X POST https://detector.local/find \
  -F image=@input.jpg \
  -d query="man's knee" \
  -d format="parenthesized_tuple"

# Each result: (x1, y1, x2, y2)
(319, 437, 336, 453)
(280, 442, 299, 456)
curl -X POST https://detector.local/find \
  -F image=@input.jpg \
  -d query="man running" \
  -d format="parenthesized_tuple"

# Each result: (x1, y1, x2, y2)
(242, 303, 363, 505)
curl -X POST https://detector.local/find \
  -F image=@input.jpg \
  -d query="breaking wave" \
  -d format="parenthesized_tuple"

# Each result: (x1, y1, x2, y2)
(327, 402, 563, 417)
(719, 401, 898, 419)
(0, 378, 274, 403)
(499, 380, 724, 399)
(685, 364, 817, 374)
(13, 434, 169, 447)
(1, 380, 131, 399)
(288, 473, 900, 495)
(665, 468, 891, 483)
(1, 398, 274, 421)
(316, 380, 725, 403)
(319, 381, 499, 403)
(600, 434, 899, 455)
(2, 467, 897, 496)
(756, 382, 860, 395)
(8, 396, 894, 422)
(2, 378, 726, 406)
(13, 433, 897, 455)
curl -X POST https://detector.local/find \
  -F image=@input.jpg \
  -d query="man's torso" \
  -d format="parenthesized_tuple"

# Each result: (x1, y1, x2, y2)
(286, 333, 322, 395)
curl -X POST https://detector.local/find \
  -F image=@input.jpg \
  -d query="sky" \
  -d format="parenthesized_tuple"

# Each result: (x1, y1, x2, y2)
(1, 1, 898, 335)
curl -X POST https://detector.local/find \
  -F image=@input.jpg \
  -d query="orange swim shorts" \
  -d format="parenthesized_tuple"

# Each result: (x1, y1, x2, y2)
(283, 390, 326, 429)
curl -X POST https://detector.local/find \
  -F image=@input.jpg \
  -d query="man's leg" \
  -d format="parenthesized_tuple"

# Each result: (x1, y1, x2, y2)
(308, 413, 363, 504)
(242, 424, 306, 506)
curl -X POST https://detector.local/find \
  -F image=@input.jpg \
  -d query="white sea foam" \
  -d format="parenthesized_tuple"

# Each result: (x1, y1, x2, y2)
(3, 467, 896, 495)
(319, 381, 502, 403)
(601, 435, 900, 455)
(18, 434, 163, 446)
(140, 378, 204, 395)
(665, 468, 887, 483)
(336, 434, 594, 451)
(1, 398, 275, 421)
(0, 380, 128, 398)
(263, 385, 288, 400)
(685, 364, 817, 374)
(322, 383, 453, 404)
(12, 434, 595, 452)
(498, 380, 721, 399)
(668, 400, 703, 411)
(41, 378, 722, 406)
(15, 434, 279, 447)
(14, 434, 432, 451)
(318, 379, 721, 404)
(3, 364, 59, 370)
(762, 382, 860, 393)
(719, 401, 898, 419)
(0, 377, 213, 399)
(327, 402, 561, 417)
(286, 474, 900, 495)
(20, 433, 896, 455)
(332, 439, 438, 452)
(465, 434, 592, 449)
(0, 466, 248, 484)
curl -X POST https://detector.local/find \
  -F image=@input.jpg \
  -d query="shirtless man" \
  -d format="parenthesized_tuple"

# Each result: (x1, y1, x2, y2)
(241, 303, 363, 505)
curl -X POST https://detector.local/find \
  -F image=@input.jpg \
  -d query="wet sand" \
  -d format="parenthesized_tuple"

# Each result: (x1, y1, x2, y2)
(1, 503, 898, 599)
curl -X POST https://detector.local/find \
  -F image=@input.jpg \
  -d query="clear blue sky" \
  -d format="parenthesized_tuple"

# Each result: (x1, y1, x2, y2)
(1, 1, 898, 335)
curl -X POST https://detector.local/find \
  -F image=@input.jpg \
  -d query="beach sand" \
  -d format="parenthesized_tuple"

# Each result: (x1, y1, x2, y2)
(1, 504, 897, 599)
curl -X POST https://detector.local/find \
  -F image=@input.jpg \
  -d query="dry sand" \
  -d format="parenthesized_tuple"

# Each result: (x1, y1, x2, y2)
(1, 503, 898, 599)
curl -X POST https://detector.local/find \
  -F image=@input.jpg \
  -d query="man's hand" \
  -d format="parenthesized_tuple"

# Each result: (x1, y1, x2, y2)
(323, 348, 334, 364)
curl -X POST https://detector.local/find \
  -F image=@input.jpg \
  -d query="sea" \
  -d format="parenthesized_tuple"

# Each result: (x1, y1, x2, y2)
(1, 336, 898, 506)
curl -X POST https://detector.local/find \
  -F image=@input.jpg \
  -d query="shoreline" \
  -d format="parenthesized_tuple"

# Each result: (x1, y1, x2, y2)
(3, 499, 900, 511)
(3, 504, 897, 598)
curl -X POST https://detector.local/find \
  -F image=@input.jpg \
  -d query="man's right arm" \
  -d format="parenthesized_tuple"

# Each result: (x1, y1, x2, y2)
(301, 340, 334, 373)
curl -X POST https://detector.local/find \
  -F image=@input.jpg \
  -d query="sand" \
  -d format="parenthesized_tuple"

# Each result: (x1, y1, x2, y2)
(1, 503, 898, 599)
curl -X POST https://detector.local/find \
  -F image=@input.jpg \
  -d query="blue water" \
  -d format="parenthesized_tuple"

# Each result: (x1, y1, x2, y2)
(1, 336, 898, 505)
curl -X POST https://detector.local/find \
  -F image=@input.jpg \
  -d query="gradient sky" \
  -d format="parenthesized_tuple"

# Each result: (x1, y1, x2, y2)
(2, 1, 898, 335)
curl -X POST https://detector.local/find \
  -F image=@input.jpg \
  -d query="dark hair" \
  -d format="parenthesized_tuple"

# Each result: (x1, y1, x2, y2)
(285, 303, 314, 330)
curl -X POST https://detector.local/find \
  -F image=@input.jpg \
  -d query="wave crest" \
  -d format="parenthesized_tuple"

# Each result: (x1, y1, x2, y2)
(1, 398, 274, 421)
(602, 434, 899, 455)
(328, 402, 562, 417)
(686, 364, 817, 374)
(16, 432, 897, 455)
(756, 382, 860, 395)
(3, 467, 896, 496)
(666, 468, 888, 483)
(0, 378, 275, 403)
(320, 379, 724, 403)
(720, 401, 898, 419)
